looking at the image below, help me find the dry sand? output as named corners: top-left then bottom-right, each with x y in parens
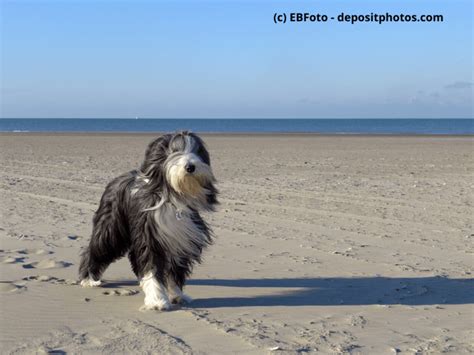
top-left (0, 133), bottom-right (473, 354)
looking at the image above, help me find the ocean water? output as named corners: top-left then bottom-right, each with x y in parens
top-left (0, 119), bottom-right (473, 134)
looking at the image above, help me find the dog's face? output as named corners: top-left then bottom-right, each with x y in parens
top-left (141, 132), bottom-right (217, 207)
top-left (165, 133), bottom-right (215, 197)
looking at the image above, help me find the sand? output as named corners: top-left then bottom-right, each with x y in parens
top-left (0, 133), bottom-right (472, 354)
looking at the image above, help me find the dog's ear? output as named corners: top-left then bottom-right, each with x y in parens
top-left (140, 134), bottom-right (172, 176)
top-left (188, 133), bottom-right (211, 165)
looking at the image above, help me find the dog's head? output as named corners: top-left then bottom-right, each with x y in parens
top-left (140, 131), bottom-right (218, 210)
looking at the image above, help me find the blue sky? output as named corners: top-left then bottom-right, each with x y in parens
top-left (1, 0), bottom-right (472, 118)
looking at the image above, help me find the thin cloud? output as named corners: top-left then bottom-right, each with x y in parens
top-left (444, 81), bottom-right (473, 90)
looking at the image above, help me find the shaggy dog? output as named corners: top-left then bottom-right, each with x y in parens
top-left (79, 131), bottom-right (218, 310)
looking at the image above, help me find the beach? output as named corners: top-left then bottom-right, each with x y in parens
top-left (0, 133), bottom-right (472, 354)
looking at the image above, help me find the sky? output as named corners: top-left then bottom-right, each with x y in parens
top-left (1, 0), bottom-right (473, 118)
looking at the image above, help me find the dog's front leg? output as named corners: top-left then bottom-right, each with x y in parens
top-left (139, 271), bottom-right (171, 311)
top-left (167, 278), bottom-right (193, 305)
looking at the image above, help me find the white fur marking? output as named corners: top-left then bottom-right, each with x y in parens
top-left (132, 176), bottom-right (151, 197)
top-left (80, 278), bottom-right (102, 287)
top-left (184, 135), bottom-right (194, 153)
top-left (137, 175), bottom-right (150, 184)
top-left (140, 272), bottom-right (171, 311)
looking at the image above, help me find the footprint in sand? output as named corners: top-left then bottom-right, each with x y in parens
top-left (0, 281), bottom-right (25, 293)
top-left (1, 249), bottom-right (52, 265)
top-left (2, 256), bottom-right (26, 264)
top-left (103, 289), bottom-right (139, 296)
top-left (29, 249), bottom-right (54, 255)
top-left (9, 248), bottom-right (28, 254)
top-left (22, 258), bottom-right (72, 269)
top-left (23, 275), bottom-right (78, 285)
top-left (65, 235), bottom-right (82, 241)
top-left (2, 248), bottom-right (53, 256)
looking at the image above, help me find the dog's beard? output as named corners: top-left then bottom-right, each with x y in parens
top-left (166, 158), bottom-right (214, 198)
top-left (168, 167), bottom-right (208, 196)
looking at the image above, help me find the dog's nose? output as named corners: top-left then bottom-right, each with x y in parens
top-left (185, 163), bottom-right (195, 173)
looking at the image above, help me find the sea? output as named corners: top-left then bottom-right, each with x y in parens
top-left (0, 119), bottom-right (473, 135)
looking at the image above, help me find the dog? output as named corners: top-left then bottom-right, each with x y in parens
top-left (78, 131), bottom-right (218, 310)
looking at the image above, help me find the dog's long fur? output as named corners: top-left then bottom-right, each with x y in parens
top-left (78, 131), bottom-right (218, 310)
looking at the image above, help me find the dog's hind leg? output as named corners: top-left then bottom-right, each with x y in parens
top-left (79, 246), bottom-right (104, 287)
top-left (79, 213), bottom-right (131, 287)
top-left (79, 244), bottom-right (119, 287)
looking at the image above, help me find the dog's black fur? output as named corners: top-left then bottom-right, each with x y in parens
top-left (79, 132), bottom-right (218, 296)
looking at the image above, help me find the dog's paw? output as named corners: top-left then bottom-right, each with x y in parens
top-left (80, 278), bottom-right (102, 288)
top-left (171, 293), bottom-right (193, 305)
top-left (140, 300), bottom-right (171, 312)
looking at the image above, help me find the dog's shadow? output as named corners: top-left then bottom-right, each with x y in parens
top-left (104, 276), bottom-right (473, 307)
top-left (101, 280), bottom-right (138, 288)
top-left (188, 277), bottom-right (474, 307)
